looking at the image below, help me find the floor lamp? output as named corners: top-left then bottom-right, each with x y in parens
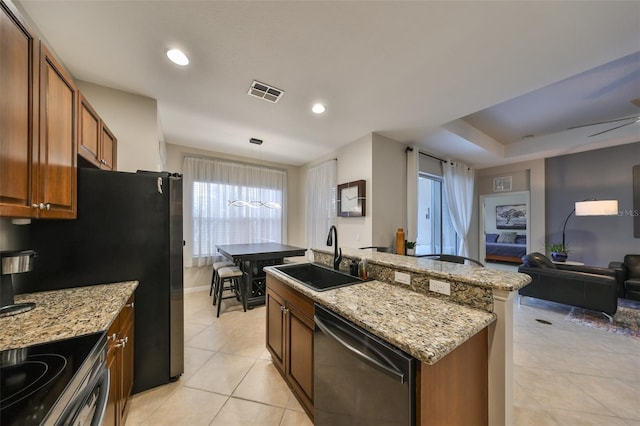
top-left (562, 199), bottom-right (619, 248)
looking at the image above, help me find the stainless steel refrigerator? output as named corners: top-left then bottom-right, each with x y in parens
top-left (17, 168), bottom-right (184, 394)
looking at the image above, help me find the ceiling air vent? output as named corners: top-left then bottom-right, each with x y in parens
top-left (248, 80), bottom-right (284, 103)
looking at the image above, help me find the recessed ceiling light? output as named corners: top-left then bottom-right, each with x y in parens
top-left (312, 103), bottom-right (326, 114)
top-left (166, 48), bottom-right (189, 66)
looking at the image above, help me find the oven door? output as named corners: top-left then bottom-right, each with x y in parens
top-left (55, 364), bottom-right (110, 426)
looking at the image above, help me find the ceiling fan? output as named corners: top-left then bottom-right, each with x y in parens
top-left (567, 98), bottom-right (640, 137)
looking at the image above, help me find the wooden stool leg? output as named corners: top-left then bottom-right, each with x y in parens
top-left (216, 277), bottom-right (224, 318)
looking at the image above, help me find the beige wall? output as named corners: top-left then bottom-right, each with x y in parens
top-left (372, 134), bottom-right (407, 247)
top-left (299, 132), bottom-right (407, 251)
top-left (336, 134), bottom-right (373, 248)
top-left (77, 81), bottom-right (162, 173)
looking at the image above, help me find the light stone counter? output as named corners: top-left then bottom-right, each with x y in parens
top-left (313, 247), bottom-right (530, 292)
top-left (0, 281), bottom-right (138, 351)
top-left (265, 266), bottom-right (495, 365)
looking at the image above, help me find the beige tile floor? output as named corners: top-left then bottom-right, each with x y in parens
top-left (127, 286), bottom-right (640, 425)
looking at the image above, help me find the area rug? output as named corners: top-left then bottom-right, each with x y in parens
top-left (565, 299), bottom-right (640, 339)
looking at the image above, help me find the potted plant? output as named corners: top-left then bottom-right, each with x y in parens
top-left (546, 243), bottom-right (569, 262)
top-left (405, 241), bottom-right (416, 256)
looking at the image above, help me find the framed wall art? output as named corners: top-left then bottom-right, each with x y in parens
top-left (496, 204), bottom-right (526, 230)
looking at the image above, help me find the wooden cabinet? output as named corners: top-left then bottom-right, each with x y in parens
top-left (0, 0), bottom-right (38, 217)
top-left (78, 91), bottom-right (117, 170)
top-left (37, 44), bottom-right (77, 218)
top-left (417, 327), bottom-right (488, 425)
top-left (105, 294), bottom-right (135, 426)
top-left (0, 0), bottom-right (77, 219)
top-left (266, 275), bottom-right (314, 419)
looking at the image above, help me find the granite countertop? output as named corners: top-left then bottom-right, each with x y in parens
top-left (265, 267), bottom-right (495, 365)
top-left (313, 247), bottom-right (531, 291)
top-left (0, 281), bottom-right (138, 351)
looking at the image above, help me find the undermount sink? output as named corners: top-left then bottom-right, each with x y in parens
top-left (273, 262), bottom-right (365, 292)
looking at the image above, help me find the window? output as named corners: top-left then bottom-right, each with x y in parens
top-left (184, 156), bottom-right (286, 266)
top-left (416, 173), bottom-right (457, 255)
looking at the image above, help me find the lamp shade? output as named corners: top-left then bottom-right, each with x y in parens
top-left (575, 200), bottom-right (618, 216)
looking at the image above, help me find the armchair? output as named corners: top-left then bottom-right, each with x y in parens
top-left (518, 252), bottom-right (618, 316)
top-left (609, 254), bottom-right (640, 301)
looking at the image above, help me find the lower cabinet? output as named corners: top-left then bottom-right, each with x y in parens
top-left (104, 294), bottom-right (135, 426)
top-left (417, 327), bottom-right (488, 425)
top-left (265, 275), bottom-right (314, 419)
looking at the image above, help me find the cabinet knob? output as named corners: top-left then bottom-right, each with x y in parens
top-left (115, 340), bottom-right (125, 348)
top-left (32, 203), bottom-right (46, 210)
top-left (125, 302), bottom-right (135, 308)
top-left (45, 203), bottom-right (51, 210)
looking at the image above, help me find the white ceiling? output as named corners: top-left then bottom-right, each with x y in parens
top-left (17, 1), bottom-right (640, 168)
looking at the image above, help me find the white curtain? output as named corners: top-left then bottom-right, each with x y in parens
top-left (305, 160), bottom-right (337, 249)
top-left (183, 156), bottom-right (287, 267)
top-left (443, 161), bottom-right (475, 256)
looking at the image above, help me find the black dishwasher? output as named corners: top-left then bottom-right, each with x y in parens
top-left (314, 304), bottom-right (416, 426)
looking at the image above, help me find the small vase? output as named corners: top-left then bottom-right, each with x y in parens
top-left (551, 252), bottom-right (568, 262)
top-left (406, 248), bottom-right (415, 256)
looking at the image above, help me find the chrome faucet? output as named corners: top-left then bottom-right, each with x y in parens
top-left (326, 225), bottom-right (342, 271)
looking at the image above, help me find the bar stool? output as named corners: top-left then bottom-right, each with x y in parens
top-left (211, 260), bottom-right (235, 303)
top-left (215, 266), bottom-right (246, 317)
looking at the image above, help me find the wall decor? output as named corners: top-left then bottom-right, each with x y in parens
top-left (493, 176), bottom-right (512, 192)
top-left (337, 180), bottom-right (366, 217)
top-left (496, 204), bottom-right (526, 229)
top-left (634, 165), bottom-right (639, 238)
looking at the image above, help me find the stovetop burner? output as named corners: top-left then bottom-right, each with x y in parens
top-left (0, 333), bottom-right (105, 426)
top-left (1, 354), bottom-right (67, 410)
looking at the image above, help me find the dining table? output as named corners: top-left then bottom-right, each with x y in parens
top-left (216, 243), bottom-right (307, 308)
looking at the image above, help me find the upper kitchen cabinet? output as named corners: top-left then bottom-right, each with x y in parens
top-left (78, 91), bottom-right (117, 171)
top-left (0, 0), bottom-right (39, 217)
top-left (37, 44), bottom-right (77, 218)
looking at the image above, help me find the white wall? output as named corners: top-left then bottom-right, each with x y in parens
top-left (76, 81), bottom-right (161, 173)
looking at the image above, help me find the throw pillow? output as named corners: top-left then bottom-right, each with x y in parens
top-left (485, 233), bottom-right (499, 243)
top-left (515, 235), bottom-right (527, 245)
top-left (497, 232), bottom-right (517, 243)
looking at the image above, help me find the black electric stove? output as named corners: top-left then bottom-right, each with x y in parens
top-left (0, 332), bottom-right (107, 426)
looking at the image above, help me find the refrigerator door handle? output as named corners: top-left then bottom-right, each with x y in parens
top-left (157, 177), bottom-right (163, 194)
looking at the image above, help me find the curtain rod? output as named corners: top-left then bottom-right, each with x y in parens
top-left (405, 147), bottom-right (446, 163)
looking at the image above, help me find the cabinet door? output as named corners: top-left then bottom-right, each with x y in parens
top-left (286, 302), bottom-right (314, 410)
top-left (265, 288), bottom-right (285, 371)
top-left (0, 0), bottom-right (38, 217)
top-left (38, 43), bottom-right (76, 218)
top-left (100, 122), bottom-right (117, 170)
top-left (119, 297), bottom-right (134, 421)
top-left (77, 92), bottom-right (101, 168)
top-left (104, 317), bottom-right (121, 426)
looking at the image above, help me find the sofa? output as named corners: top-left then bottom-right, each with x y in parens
top-left (485, 232), bottom-right (526, 263)
top-left (518, 252), bottom-right (618, 316)
top-left (609, 254), bottom-right (640, 301)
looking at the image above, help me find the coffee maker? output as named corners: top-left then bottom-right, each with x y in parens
top-left (0, 250), bottom-right (36, 317)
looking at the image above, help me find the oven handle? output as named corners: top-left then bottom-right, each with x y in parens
top-left (90, 366), bottom-right (110, 426)
top-left (315, 314), bottom-right (405, 383)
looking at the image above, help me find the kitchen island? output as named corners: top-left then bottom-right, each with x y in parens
top-left (271, 248), bottom-right (530, 425)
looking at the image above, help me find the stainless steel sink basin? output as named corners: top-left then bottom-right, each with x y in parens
top-left (273, 262), bottom-right (365, 291)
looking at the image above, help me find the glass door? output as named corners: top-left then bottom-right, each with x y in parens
top-left (416, 174), bottom-right (457, 255)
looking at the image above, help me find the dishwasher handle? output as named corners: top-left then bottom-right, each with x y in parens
top-left (315, 314), bottom-right (405, 383)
